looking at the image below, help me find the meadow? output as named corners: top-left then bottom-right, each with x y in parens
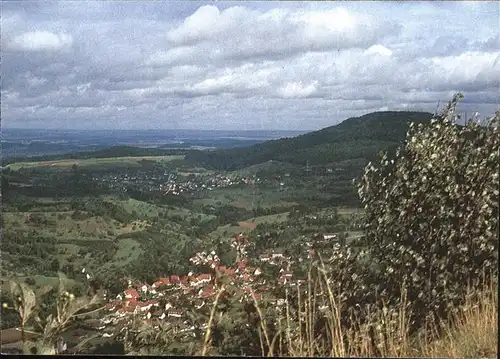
top-left (6, 155), bottom-right (184, 171)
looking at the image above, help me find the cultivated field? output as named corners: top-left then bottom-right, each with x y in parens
top-left (6, 155), bottom-right (185, 171)
top-left (337, 207), bottom-right (365, 216)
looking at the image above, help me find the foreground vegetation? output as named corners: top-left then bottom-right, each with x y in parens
top-left (1, 96), bottom-right (497, 356)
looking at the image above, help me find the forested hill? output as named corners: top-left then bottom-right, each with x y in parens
top-left (184, 111), bottom-right (434, 171)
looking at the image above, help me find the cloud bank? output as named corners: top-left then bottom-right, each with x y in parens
top-left (1, 1), bottom-right (499, 130)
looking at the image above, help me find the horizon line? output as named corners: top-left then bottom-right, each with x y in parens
top-left (1, 127), bottom-right (311, 132)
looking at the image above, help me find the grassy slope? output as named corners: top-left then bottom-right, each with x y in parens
top-left (208, 212), bottom-right (291, 238)
top-left (110, 238), bottom-right (143, 267)
top-left (1, 196), bottom-right (171, 281)
top-left (193, 187), bottom-right (298, 210)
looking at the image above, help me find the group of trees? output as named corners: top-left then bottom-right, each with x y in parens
top-left (2, 233), bottom-right (58, 274)
top-left (121, 231), bottom-right (198, 285)
top-left (70, 199), bottom-right (134, 223)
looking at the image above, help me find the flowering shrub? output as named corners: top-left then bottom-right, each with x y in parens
top-left (357, 94), bottom-right (499, 330)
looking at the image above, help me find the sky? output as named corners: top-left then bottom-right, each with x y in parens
top-left (1, 1), bottom-right (499, 131)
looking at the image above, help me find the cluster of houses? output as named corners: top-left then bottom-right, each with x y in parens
top-left (97, 232), bottom-right (317, 340)
top-left (96, 227), bottom-right (355, 343)
top-left (161, 174), bottom-right (264, 196)
top-left (230, 233), bottom-right (251, 257)
top-left (161, 182), bottom-right (196, 196)
top-left (83, 161), bottom-right (341, 199)
top-left (259, 252), bottom-right (288, 265)
top-left (91, 168), bottom-right (264, 197)
top-left (92, 171), bottom-right (169, 193)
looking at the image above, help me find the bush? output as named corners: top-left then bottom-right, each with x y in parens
top-left (24, 277), bottom-right (37, 286)
top-left (357, 94), bottom-right (499, 329)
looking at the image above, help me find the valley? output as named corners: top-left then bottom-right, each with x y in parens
top-left (1, 109), bottom-right (497, 356)
top-left (0, 112), bottom-right (383, 334)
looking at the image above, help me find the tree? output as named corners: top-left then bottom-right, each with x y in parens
top-left (62, 263), bottom-right (75, 277)
top-left (357, 94), bottom-right (499, 329)
top-left (50, 258), bottom-right (61, 272)
top-left (24, 277), bottom-right (36, 286)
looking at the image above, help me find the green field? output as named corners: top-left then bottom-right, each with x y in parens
top-left (105, 197), bottom-right (216, 225)
top-left (110, 238), bottom-right (143, 266)
top-left (193, 187), bottom-right (297, 210)
top-left (248, 212), bottom-right (290, 225)
top-left (108, 197), bottom-right (166, 218)
top-left (1, 275), bottom-right (79, 293)
top-left (208, 212), bottom-right (290, 238)
top-left (177, 166), bottom-right (216, 176)
top-left (2, 211), bottom-right (141, 241)
top-left (229, 160), bottom-right (299, 177)
top-left (6, 155), bottom-right (185, 171)
top-left (337, 207), bottom-right (365, 216)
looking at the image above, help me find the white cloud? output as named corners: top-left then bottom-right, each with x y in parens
top-left (293, 7), bottom-right (356, 32)
top-left (146, 46), bottom-right (198, 66)
top-left (167, 5), bottom-right (224, 44)
top-left (22, 72), bottom-right (48, 88)
top-left (8, 31), bottom-right (73, 52)
top-left (364, 44), bottom-right (393, 57)
top-left (160, 5), bottom-right (400, 64)
top-left (278, 81), bottom-right (319, 99)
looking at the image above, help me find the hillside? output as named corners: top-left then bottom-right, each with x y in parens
top-left (184, 111), bottom-right (434, 171)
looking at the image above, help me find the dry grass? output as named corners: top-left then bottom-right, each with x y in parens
top-left (246, 263), bottom-right (497, 358)
top-left (419, 278), bottom-right (498, 359)
top-left (199, 286), bottom-right (226, 356)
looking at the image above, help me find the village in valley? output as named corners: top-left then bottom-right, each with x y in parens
top-left (85, 162), bottom-right (345, 199)
top-left (94, 230), bottom-right (343, 341)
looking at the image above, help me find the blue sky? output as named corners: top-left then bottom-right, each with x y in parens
top-left (1, 1), bottom-right (498, 130)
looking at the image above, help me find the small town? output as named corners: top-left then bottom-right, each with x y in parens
top-left (89, 169), bottom-right (263, 197)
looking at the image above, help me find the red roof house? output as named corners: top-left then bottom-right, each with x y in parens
top-left (124, 298), bottom-right (138, 308)
top-left (117, 306), bottom-right (136, 314)
top-left (153, 277), bottom-right (171, 288)
top-left (199, 285), bottom-right (214, 298)
top-left (124, 288), bottom-right (139, 299)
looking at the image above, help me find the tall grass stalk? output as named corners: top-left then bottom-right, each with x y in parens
top-left (419, 278), bottom-right (498, 358)
top-left (200, 285), bottom-right (225, 356)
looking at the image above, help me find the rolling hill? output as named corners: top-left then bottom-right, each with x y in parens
top-left (184, 111), bottom-right (434, 171)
